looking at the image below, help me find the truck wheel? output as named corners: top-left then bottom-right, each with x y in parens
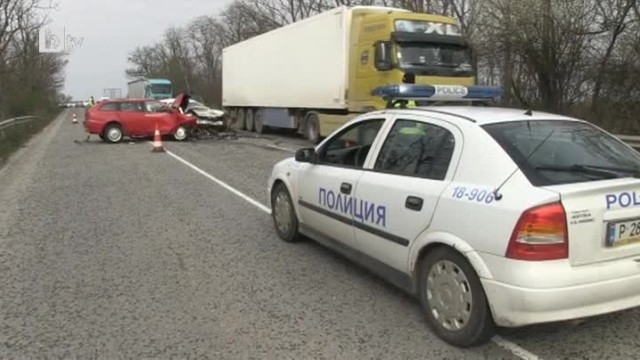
top-left (245, 108), bottom-right (255, 132)
top-left (417, 246), bottom-right (495, 347)
top-left (236, 109), bottom-right (246, 130)
top-left (305, 113), bottom-right (320, 144)
top-left (255, 109), bottom-right (265, 134)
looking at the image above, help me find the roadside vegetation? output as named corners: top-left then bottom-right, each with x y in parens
top-left (126, 0), bottom-right (640, 134)
top-left (0, 0), bottom-right (67, 166)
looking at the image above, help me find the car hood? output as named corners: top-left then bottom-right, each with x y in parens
top-left (172, 92), bottom-right (190, 111)
top-left (191, 107), bottom-right (225, 117)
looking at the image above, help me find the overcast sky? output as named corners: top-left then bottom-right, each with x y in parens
top-left (45, 0), bottom-right (231, 100)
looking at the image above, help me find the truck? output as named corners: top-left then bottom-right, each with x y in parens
top-left (222, 5), bottom-right (477, 143)
top-left (127, 78), bottom-right (173, 100)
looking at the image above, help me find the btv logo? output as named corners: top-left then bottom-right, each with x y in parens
top-left (38, 25), bottom-right (84, 54)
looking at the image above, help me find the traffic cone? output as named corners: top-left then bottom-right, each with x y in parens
top-left (151, 126), bottom-right (164, 153)
top-left (72, 113), bottom-right (77, 124)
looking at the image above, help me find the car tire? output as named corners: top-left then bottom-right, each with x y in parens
top-left (305, 113), bottom-right (320, 144)
top-left (174, 125), bottom-right (190, 141)
top-left (417, 246), bottom-right (495, 347)
top-left (103, 123), bottom-right (123, 144)
top-left (270, 182), bottom-right (302, 243)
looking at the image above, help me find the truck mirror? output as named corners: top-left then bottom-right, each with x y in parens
top-left (374, 41), bottom-right (392, 71)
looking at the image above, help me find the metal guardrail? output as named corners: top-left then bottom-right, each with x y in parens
top-left (0, 116), bottom-right (38, 131)
top-left (614, 134), bottom-right (640, 148)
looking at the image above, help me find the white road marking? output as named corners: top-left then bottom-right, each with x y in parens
top-left (492, 335), bottom-right (541, 360)
top-left (163, 144), bottom-right (543, 360)
top-left (163, 148), bottom-right (271, 214)
top-left (265, 144), bottom-right (296, 153)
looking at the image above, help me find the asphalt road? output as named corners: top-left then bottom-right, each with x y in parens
top-left (0, 109), bottom-right (638, 359)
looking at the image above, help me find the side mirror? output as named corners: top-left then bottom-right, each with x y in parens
top-left (295, 148), bottom-right (317, 163)
top-left (374, 41), bottom-right (393, 71)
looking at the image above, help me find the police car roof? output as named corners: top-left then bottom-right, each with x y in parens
top-left (392, 106), bottom-right (581, 126)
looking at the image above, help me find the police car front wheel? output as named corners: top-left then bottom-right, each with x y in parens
top-left (418, 246), bottom-right (495, 347)
top-left (271, 183), bottom-right (302, 243)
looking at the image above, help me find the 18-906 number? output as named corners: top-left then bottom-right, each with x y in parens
top-left (452, 186), bottom-right (495, 204)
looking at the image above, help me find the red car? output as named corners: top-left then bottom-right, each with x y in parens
top-left (84, 93), bottom-right (197, 143)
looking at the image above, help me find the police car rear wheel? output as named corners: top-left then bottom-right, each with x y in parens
top-left (418, 246), bottom-right (495, 347)
top-left (271, 183), bottom-right (301, 243)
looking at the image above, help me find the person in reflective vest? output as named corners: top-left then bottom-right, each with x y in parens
top-left (88, 96), bottom-right (95, 107)
top-left (393, 72), bottom-right (417, 108)
top-left (394, 100), bottom-right (417, 108)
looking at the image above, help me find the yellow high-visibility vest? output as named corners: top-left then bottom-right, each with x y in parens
top-left (393, 100), bottom-right (416, 108)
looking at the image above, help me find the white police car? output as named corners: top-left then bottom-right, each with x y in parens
top-left (266, 84), bottom-right (640, 347)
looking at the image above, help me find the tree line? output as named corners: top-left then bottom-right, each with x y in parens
top-left (0, 0), bottom-right (67, 119)
top-left (126, 0), bottom-right (640, 133)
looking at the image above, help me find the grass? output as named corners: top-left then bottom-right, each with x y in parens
top-left (0, 112), bottom-right (60, 169)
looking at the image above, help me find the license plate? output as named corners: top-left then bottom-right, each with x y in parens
top-left (606, 218), bottom-right (640, 247)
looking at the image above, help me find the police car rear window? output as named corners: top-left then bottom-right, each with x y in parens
top-left (483, 120), bottom-right (640, 186)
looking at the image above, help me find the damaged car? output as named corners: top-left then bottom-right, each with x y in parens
top-left (162, 95), bottom-right (231, 136)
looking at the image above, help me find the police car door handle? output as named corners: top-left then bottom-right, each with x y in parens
top-left (405, 196), bottom-right (423, 211)
top-left (340, 182), bottom-right (352, 195)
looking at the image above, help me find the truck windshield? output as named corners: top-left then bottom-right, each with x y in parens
top-left (396, 43), bottom-right (472, 76)
top-left (150, 84), bottom-right (172, 94)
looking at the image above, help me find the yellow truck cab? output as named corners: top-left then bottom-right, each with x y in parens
top-left (348, 8), bottom-right (475, 112)
top-left (222, 6), bottom-right (479, 144)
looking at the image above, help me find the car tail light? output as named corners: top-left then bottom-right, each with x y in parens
top-left (506, 202), bottom-right (568, 261)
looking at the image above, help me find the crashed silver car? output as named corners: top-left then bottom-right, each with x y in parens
top-left (160, 95), bottom-right (231, 136)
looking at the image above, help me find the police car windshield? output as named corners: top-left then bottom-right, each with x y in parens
top-left (483, 119), bottom-right (640, 186)
top-left (396, 43), bottom-right (472, 76)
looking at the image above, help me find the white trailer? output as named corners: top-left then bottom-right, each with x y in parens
top-left (127, 78), bottom-right (147, 98)
top-left (223, 7), bottom-right (350, 110)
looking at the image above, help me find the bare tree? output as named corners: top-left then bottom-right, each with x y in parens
top-left (124, 0), bottom-right (640, 133)
top-left (0, 0), bottom-right (66, 118)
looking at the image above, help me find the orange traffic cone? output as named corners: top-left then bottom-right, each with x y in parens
top-left (152, 126), bottom-right (164, 153)
top-left (72, 113), bottom-right (77, 124)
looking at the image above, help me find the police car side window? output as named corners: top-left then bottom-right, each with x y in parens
top-left (318, 119), bottom-right (385, 168)
top-left (374, 119), bottom-right (455, 180)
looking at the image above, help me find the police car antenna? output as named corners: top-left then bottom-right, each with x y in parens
top-left (492, 129), bottom-right (556, 201)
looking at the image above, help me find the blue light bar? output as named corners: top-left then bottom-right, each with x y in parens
top-left (371, 84), bottom-right (503, 102)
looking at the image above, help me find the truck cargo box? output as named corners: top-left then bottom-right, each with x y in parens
top-left (222, 7), bottom-right (350, 110)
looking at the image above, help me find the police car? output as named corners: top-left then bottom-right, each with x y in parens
top-left (266, 84), bottom-right (640, 347)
